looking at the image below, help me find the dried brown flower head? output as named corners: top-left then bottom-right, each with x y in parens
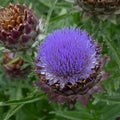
top-left (0, 3), bottom-right (39, 51)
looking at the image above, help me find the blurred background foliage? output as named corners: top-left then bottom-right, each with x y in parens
top-left (0, 0), bottom-right (120, 120)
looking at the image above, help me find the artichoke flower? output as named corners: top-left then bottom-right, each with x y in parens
top-left (75, 0), bottom-right (120, 22)
top-left (35, 28), bottom-right (109, 105)
top-left (0, 3), bottom-right (39, 52)
top-left (3, 52), bottom-right (30, 79)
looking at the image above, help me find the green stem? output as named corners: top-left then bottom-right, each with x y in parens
top-left (44, 0), bottom-right (58, 34)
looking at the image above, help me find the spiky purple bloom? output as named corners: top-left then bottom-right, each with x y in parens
top-left (35, 28), bottom-right (109, 105)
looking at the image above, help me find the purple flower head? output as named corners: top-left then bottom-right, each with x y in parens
top-left (35, 28), bottom-right (109, 105)
top-left (36, 28), bottom-right (100, 88)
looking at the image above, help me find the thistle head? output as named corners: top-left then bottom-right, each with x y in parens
top-left (35, 28), bottom-right (107, 105)
top-left (0, 3), bottom-right (39, 52)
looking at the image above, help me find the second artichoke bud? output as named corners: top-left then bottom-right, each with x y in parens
top-left (0, 3), bottom-right (39, 52)
top-left (3, 52), bottom-right (30, 80)
top-left (75, 0), bottom-right (120, 22)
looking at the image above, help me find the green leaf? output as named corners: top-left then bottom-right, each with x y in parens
top-left (103, 36), bottom-right (120, 69)
top-left (21, 54), bottom-right (33, 62)
top-left (44, 0), bottom-right (58, 34)
top-left (5, 57), bottom-right (19, 65)
top-left (0, 95), bottom-right (43, 106)
top-left (94, 94), bottom-right (120, 104)
top-left (101, 104), bottom-right (120, 120)
top-left (51, 110), bottom-right (94, 120)
top-left (0, 46), bottom-right (5, 51)
top-left (3, 104), bottom-right (23, 120)
top-left (50, 12), bottom-right (79, 25)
